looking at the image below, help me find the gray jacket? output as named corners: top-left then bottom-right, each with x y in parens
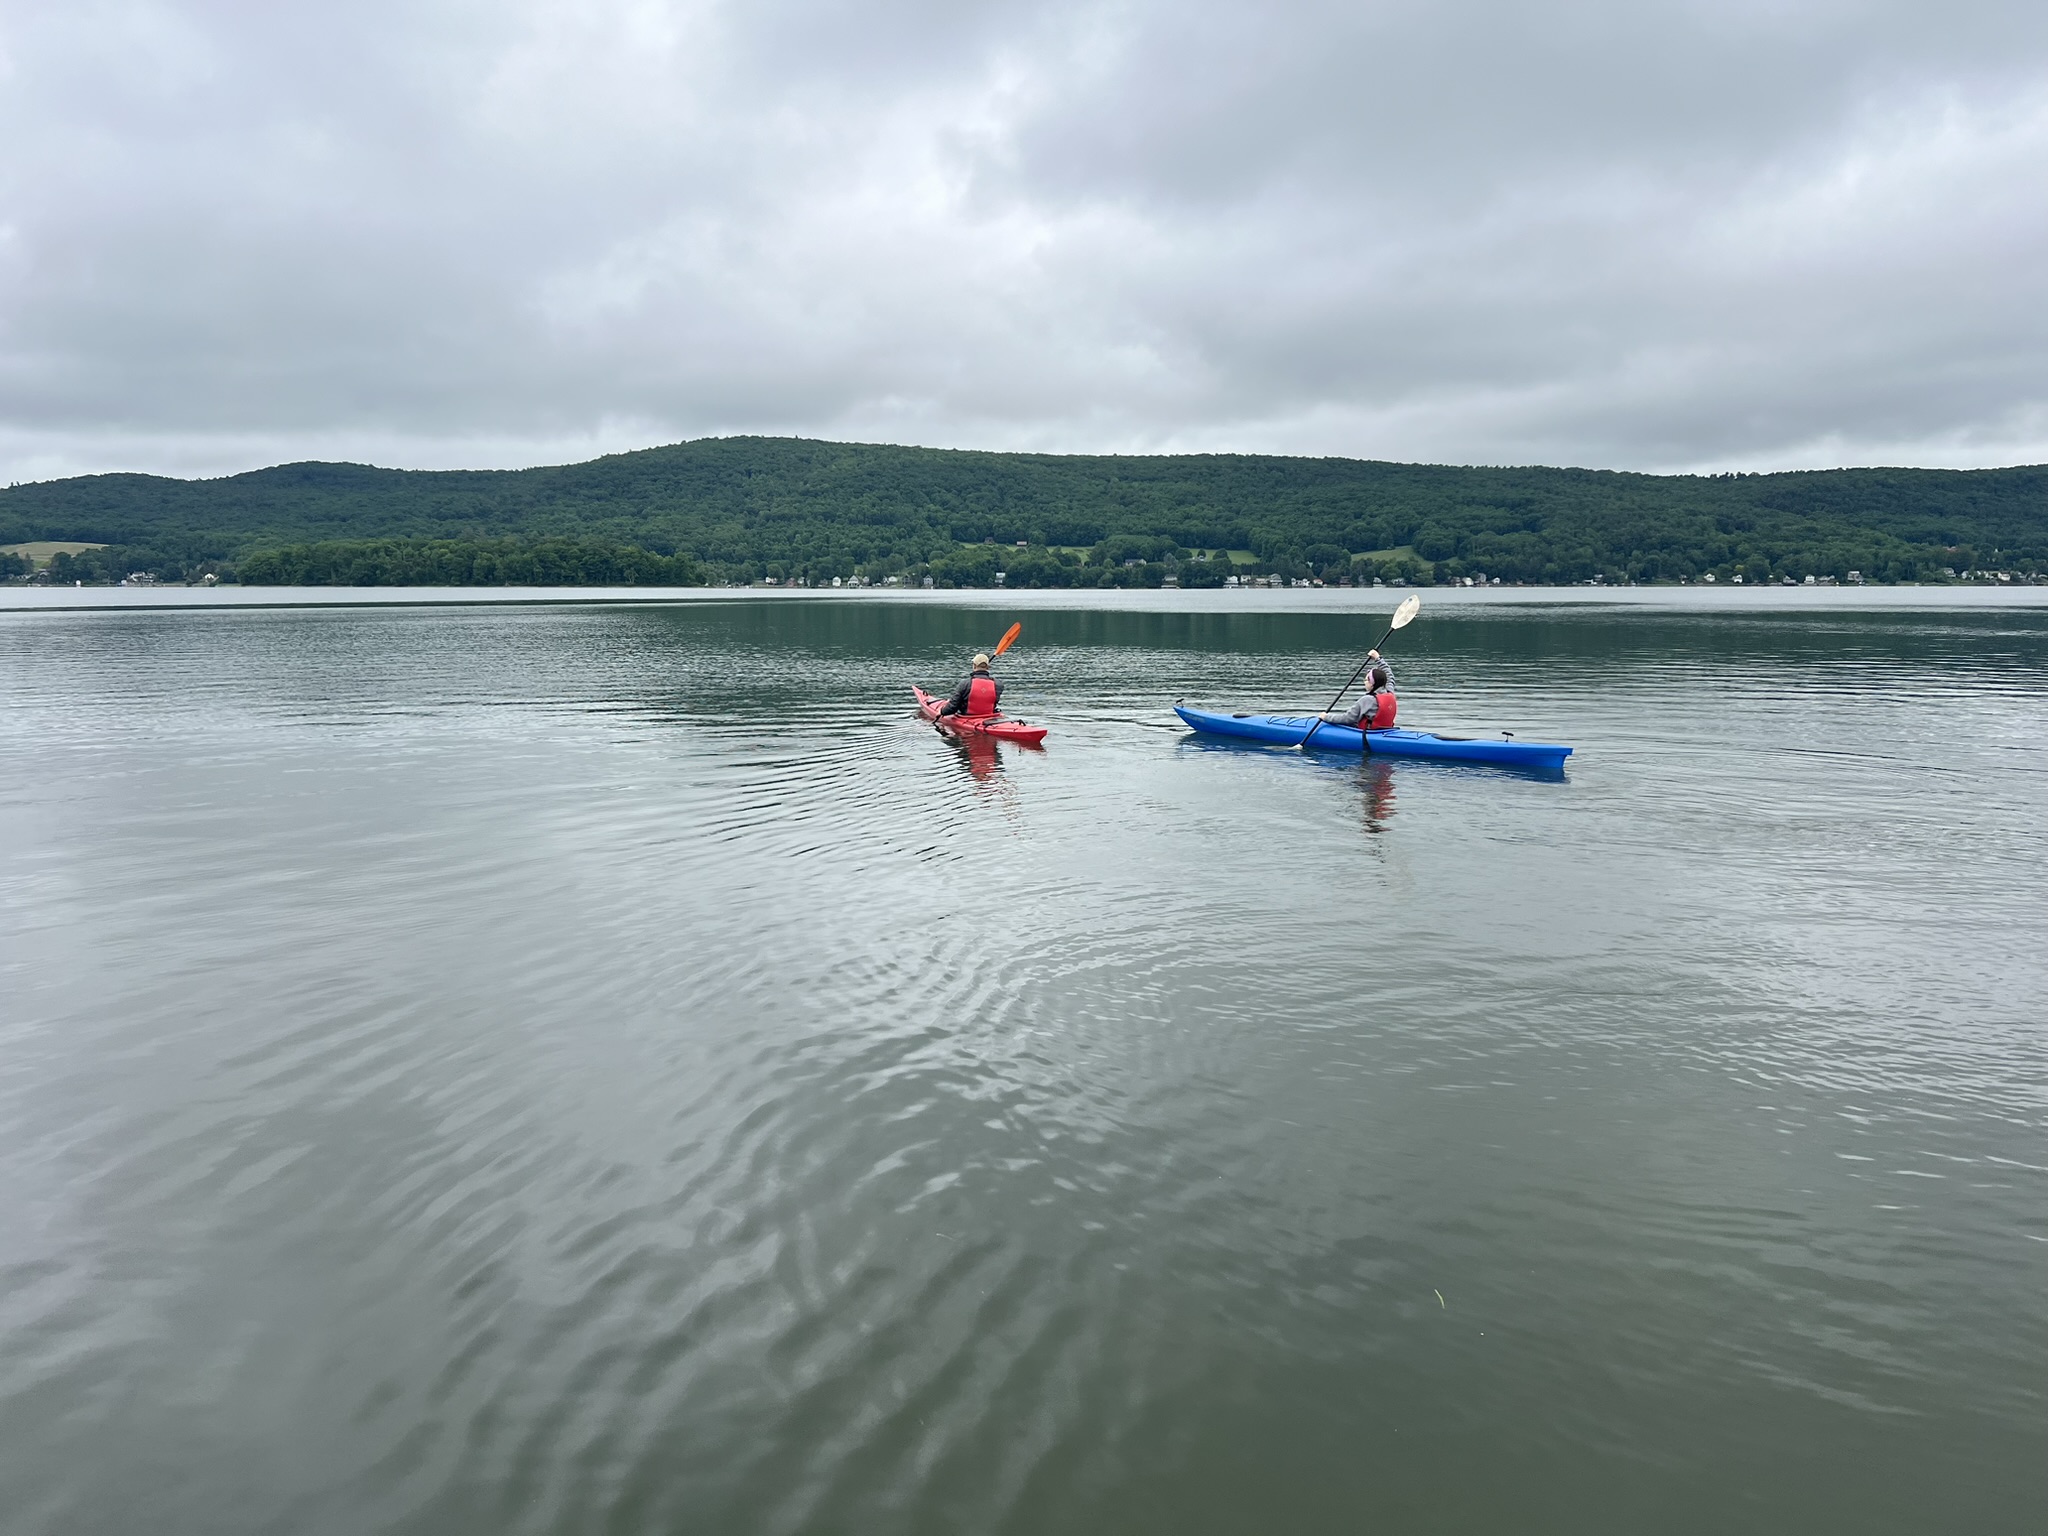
top-left (1321, 661), bottom-right (1394, 725)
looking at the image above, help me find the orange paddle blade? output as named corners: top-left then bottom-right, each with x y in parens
top-left (992, 622), bottom-right (1022, 658)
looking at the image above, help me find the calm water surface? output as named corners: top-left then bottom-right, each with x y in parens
top-left (2, 597), bottom-right (2043, 1534)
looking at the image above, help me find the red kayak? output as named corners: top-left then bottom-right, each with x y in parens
top-left (912, 685), bottom-right (1048, 745)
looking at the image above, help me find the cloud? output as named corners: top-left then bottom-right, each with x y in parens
top-left (1, 0), bottom-right (2045, 480)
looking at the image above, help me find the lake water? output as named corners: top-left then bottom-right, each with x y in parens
top-left (2, 594), bottom-right (2043, 1534)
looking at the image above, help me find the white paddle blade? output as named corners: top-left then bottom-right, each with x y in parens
top-left (1389, 594), bottom-right (1422, 629)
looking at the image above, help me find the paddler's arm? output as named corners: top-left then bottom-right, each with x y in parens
top-left (1321, 696), bottom-right (1366, 726)
top-left (937, 679), bottom-right (971, 716)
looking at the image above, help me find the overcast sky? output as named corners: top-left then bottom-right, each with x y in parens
top-left (3, 0), bottom-right (2046, 482)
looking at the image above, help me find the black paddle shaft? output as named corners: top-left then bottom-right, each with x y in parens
top-left (1298, 616), bottom-right (1406, 751)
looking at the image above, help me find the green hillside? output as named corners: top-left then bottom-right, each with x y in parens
top-left (3, 435), bottom-right (2044, 586)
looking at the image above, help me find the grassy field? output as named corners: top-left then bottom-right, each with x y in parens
top-left (2, 541), bottom-right (109, 568)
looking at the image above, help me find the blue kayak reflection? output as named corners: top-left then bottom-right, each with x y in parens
top-left (1174, 732), bottom-right (1399, 835)
top-left (1175, 731), bottom-right (1572, 836)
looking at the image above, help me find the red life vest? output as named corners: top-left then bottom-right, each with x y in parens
top-left (1367, 691), bottom-right (1397, 729)
top-left (965, 674), bottom-right (999, 716)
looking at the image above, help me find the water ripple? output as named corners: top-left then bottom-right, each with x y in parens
top-left (1, 600), bottom-right (2044, 1533)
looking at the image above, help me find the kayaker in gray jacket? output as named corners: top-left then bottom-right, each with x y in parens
top-left (1320, 652), bottom-right (1395, 728)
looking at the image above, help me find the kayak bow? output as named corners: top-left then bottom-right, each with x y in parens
top-left (1175, 705), bottom-right (1569, 771)
top-left (913, 685), bottom-right (1048, 745)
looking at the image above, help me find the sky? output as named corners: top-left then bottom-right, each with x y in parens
top-left (2, 0), bottom-right (2046, 483)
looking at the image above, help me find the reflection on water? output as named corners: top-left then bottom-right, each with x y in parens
top-left (945, 731), bottom-right (1006, 779)
top-left (1, 597), bottom-right (2044, 1536)
top-left (1358, 758), bottom-right (1398, 834)
top-left (940, 732), bottom-right (1019, 821)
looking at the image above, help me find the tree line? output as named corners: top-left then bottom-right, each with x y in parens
top-left (9, 536), bottom-right (703, 587)
top-left (236, 536), bottom-right (705, 587)
top-left (3, 437), bottom-right (2042, 586)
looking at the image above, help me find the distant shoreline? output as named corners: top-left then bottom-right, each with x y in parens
top-left (7, 584), bottom-right (2047, 616)
top-left (5, 438), bottom-right (2041, 591)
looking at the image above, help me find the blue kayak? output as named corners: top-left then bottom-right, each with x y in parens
top-left (1174, 705), bottom-right (1573, 771)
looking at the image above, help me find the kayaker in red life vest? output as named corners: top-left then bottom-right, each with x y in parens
top-left (1319, 652), bottom-right (1397, 730)
top-left (938, 653), bottom-right (1003, 718)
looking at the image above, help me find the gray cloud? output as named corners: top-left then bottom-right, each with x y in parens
top-left (2, 0), bottom-right (2045, 480)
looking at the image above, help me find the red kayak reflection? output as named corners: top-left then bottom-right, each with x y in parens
top-left (1360, 757), bottom-right (1397, 834)
top-left (950, 734), bottom-right (1004, 782)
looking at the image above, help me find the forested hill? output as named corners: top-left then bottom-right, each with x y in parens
top-left (4, 436), bottom-right (2044, 586)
